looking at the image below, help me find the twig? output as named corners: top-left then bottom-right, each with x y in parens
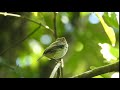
top-left (60, 59), bottom-right (64, 77)
top-left (71, 61), bottom-right (119, 78)
top-left (22, 16), bottom-right (54, 33)
top-left (53, 12), bottom-right (57, 39)
top-left (0, 12), bottom-right (21, 17)
top-left (0, 26), bottom-right (40, 55)
top-left (0, 12), bottom-right (54, 33)
top-left (1, 61), bottom-right (15, 70)
top-left (53, 12), bottom-right (63, 78)
top-left (53, 12), bottom-right (60, 78)
top-left (0, 59), bottom-right (24, 77)
top-left (49, 61), bottom-right (61, 78)
top-left (0, 12), bottom-right (55, 55)
top-left (56, 59), bottom-right (64, 78)
top-left (56, 65), bottom-right (63, 78)
top-left (56, 66), bottom-right (61, 78)
top-left (61, 67), bottom-right (63, 77)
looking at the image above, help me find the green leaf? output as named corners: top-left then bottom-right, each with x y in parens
top-left (109, 45), bottom-right (119, 59)
top-left (95, 12), bottom-right (116, 46)
top-left (103, 12), bottom-right (119, 30)
top-left (32, 12), bottom-right (38, 17)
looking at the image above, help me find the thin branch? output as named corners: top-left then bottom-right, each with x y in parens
top-left (53, 12), bottom-right (57, 39)
top-left (53, 12), bottom-right (63, 78)
top-left (1, 61), bottom-right (15, 70)
top-left (53, 12), bottom-right (64, 78)
top-left (53, 12), bottom-right (60, 78)
top-left (0, 12), bottom-right (21, 17)
top-left (0, 26), bottom-right (40, 55)
top-left (49, 61), bottom-right (61, 78)
top-left (0, 60), bottom-right (24, 77)
top-left (0, 12), bottom-right (54, 55)
top-left (56, 60), bottom-right (61, 78)
top-left (60, 65), bottom-right (63, 78)
top-left (60, 59), bottom-right (64, 77)
top-left (71, 61), bottom-right (119, 78)
top-left (56, 66), bottom-right (61, 78)
top-left (57, 59), bottom-right (64, 78)
top-left (0, 12), bottom-right (54, 33)
top-left (22, 16), bottom-right (54, 33)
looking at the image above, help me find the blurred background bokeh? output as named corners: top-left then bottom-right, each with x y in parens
top-left (0, 12), bottom-right (119, 78)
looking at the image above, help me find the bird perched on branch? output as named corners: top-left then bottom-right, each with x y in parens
top-left (37, 37), bottom-right (68, 61)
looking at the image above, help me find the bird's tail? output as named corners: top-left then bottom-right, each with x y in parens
top-left (37, 55), bottom-right (44, 62)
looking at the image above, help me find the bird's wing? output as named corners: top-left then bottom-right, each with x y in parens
top-left (44, 44), bottom-right (64, 55)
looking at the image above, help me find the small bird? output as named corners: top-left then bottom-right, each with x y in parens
top-left (37, 37), bottom-right (68, 61)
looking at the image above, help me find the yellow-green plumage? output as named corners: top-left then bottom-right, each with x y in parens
top-left (37, 37), bottom-right (68, 61)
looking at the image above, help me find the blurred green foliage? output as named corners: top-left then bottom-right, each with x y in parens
top-left (0, 12), bottom-right (119, 78)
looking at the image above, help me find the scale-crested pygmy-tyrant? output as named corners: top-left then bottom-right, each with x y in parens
top-left (37, 37), bottom-right (68, 61)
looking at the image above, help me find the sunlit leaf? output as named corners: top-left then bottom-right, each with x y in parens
top-left (103, 12), bottom-right (119, 30)
top-left (111, 72), bottom-right (119, 78)
top-left (32, 12), bottom-right (38, 17)
top-left (98, 43), bottom-right (118, 62)
top-left (80, 12), bottom-right (90, 17)
top-left (93, 75), bottom-right (103, 78)
top-left (96, 12), bottom-right (116, 46)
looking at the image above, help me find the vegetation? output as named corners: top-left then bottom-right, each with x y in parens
top-left (0, 12), bottom-right (119, 78)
